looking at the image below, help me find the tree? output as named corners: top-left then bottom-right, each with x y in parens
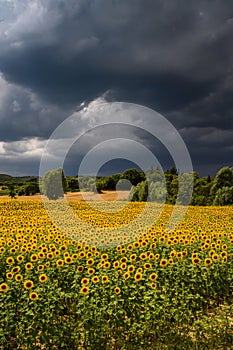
top-left (213, 186), bottom-right (233, 206)
top-left (128, 181), bottom-right (148, 202)
top-left (67, 177), bottom-right (79, 192)
top-left (24, 182), bottom-right (39, 196)
top-left (121, 168), bottom-right (145, 187)
top-left (148, 181), bottom-right (166, 203)
top-left (41, 168), bottom-right (67, 200)
top-left (7, 182), bottom-right (16, 199)
top-left (210, 167), bottom-right (233, 201)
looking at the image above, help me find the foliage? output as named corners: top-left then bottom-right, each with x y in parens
top-left (121, 168), bottom-right (146, 186)
top-left (213, 186), bottom-right (233, 206)
top-left (210, 166), bottom-right (233, 199)
top-left (67, 177), bottom-right (80, 192)
top-left (41, 168), bottom-right (67, 200)
top-left (129, 181), bottom-right (148, 201)
top-left (148, 181), bottom-right (166, 202)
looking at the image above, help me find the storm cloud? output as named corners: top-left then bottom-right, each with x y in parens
top-left (0, 0), bottom-right (232, 176)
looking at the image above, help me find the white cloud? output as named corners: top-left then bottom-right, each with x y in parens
top-left (0, 137), bottom-right (45, 158)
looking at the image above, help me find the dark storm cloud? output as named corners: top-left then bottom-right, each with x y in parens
top-left (0, 0), bottom-right (232, 175)
top-left (0, 0), bottom-right (232, 109)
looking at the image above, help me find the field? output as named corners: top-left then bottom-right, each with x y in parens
top-left (0, 198), bottom-right (233, 349)
top-left (0, 190), bottom-right (130, 201)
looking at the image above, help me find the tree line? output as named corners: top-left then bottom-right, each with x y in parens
top-left (2, 166), bottom-right (232, 206)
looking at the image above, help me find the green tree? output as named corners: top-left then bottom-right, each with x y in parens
top-left (210, 166), bottom-right (233, 201)
top-left (128, 181), bottom-right (148, 202)
top-left (121, 168), bottom-right (145, 186)
top-left (7, 182), bottom-right (16, 199)
top-left (24, 182), bottom-right (39, 196)
top-left (67, 177), bottom-right (79, 192)
top-left (213, 186), bottom-right (233, 206)
top-left (41, 168), bottom-right (67, 200)
top-left (148, 181), bottom-right (166, 202)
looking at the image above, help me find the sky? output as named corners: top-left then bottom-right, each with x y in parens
top-left (0, 0), bottom-right (232, 177)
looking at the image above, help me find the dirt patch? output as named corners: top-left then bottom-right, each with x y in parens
top-left (1, 191), bottom-right (130, 202)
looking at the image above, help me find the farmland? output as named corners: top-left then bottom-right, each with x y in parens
top-left (0, 199), bottom-right (233, 349)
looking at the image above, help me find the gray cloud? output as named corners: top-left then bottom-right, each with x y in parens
top-left (0, 0), bottom-right (232, 176)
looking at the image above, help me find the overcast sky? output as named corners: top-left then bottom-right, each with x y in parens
top-left (0, 0), bottom-right (232, 177)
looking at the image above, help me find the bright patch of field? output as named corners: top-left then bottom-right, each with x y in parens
top-left (0, 190), bottom-right (130, 201)
top-left (0, 199), bottom-right (233, 349)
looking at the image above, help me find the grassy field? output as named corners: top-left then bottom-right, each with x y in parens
top-left (0, 198), bottom-right (233, 349)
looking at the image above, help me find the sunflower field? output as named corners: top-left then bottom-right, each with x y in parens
top-left (0, 199), bottom-right (233, 349)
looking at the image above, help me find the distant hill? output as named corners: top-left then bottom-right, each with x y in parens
top-left (0, 174), bottom-right (39, 184)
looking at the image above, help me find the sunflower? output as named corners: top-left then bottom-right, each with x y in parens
top-left (128, 265), bottom-right (135, 273)
top-left (212, 254), bottom-right (219, 262)
top-left (103, 261), bottom-right (111, 269)
top-left (24, 280), bottom-right (34, 290)
top-left (133, 241), bottom-right (140, 248)
top-left (65, 256), bottom-right (72, 264)
top-left (204, 258), bottom-right (212, 265)
top-left (120, 263), bottom-right (127, 270)
top-left (37, 265), bottom-right (44, 271)
top-left (80, 286), bottom-right (89, 295)
top-left (102, 275), bottom-right (109, 284)
top-left (192, 257), bottom-right (201, 265)
top-left (222, 256), bottom-right (227, 263)
top-left (38, 252), bottom-right (45, 259)
top-left (77, 265), bottom-right (84, 273)
top-left (11, 266), bottom-right (20, 274)
top-left (114, 287), bottom-right (121, 294)
top-left (91, 276), bottom-right (100, 283)
top-left (0, 283), bottom-right (9, 292)
top-left (79, 251), bottom-right (86, 259)
top-left (149, 273), bottom-right (158, 281)
top-left (140, 253), bottom-right (147, 261)
top-left (15, 274), bottom-right (23, 282)
top-left (134, 272), bottom-right (142, 282)
top-left (29, 292), bottom-right (39, 301)
top-left (120, 257), bottom-right (128, 263)
top-left (160, 259), bottom-right (168, 267)
top-left (25, 262), bottom-right (33, 270)
top-left (150, 283), bottom-right (156, 289)
top-left (81, 278), bottom-right (89, 285)
top-left (56, 259), bottom-right (64, 267)
top-left (130, 254), bottom-right (137, 261)
top-left (39, 274), bottom-right (47, 283)
top-left (113, 261), bottom-right (120, 268)
top-left (101, 253), bottom-right (108, 260)
top-left (6, 257), bottom-right (14, 265)
top-left (123, 272), bottom-right (130, 280)
top-left (6, 272), bottom-right (13, 279)
top-left (86, 258), bottom-right (94, 266)
top-left (87, 268), bottom-right (95, 275)
top-left (220, 251), bottom-right (227, 258)
top-left (30, 254), bottom-right (38, 262)
top-left (144, 263), bottom-right (152, 270)
top-left (47, 252), bottom-right (54, 260)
